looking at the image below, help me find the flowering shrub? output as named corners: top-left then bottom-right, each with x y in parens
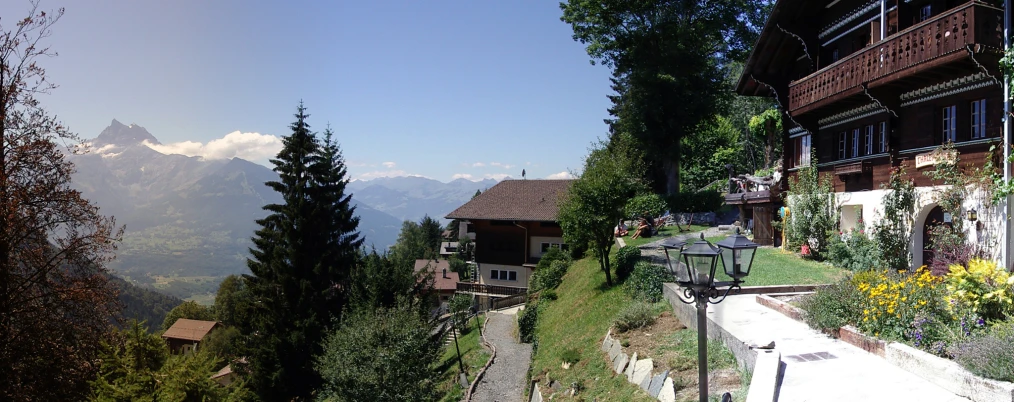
top-left (944, 259), bottom-right (1014, 322)
top-left (827, 222), bottom-right (882, 271)
top-left (854, 268), bottom-right (948, 343)
top-left (950, 319), bottom-right (1014, 382)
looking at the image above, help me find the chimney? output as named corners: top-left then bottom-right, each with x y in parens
top-left (442, 268), bottom-right (447, 279)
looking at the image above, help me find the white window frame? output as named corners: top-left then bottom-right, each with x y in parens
top-left (795, 134), bottom-right (812, 167)
top-left (879, 121), bottom-right (887, 153)
top-left (864, 125), bottom-right (874, 156)
top-left (971, 99), bottom-right (986, 139)
top-left (851, 128), bottom-right (860, 158)
top-left (943, 105), bottom-right (956, 143)
top-left (839, 132), bottom-right (847, 160)
top-left (507, 271), bottom-right (517, 281)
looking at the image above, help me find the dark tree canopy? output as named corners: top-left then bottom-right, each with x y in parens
top-left (561, 0), bottom-right (772, 194)
top-left (243, 103), bottom-right (362, 400)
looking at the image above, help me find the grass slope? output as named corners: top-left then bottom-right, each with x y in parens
top-left (436, 315), bottom-right (491, 402)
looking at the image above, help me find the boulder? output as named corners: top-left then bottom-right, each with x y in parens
top-left (625, 353), bottom-right (638, 380)
top-left (630, 359), bottom-right (653, 387)
top-left (658, 377), bottom-right (676, 402)
top-left (613, 353), bottom-right (629, 374)
top-left (647, 370), bottom-right (669, 397)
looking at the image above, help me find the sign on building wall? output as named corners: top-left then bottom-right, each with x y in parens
top-left (915, 149), bottom-right (957, 169)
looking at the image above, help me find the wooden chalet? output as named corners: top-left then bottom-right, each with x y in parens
top-left (739, 0), bottom-right (1009, 267)
top-left (445, 179), bottom-right (572, 306)
top-left (161, 318), bottom-right (219, 354)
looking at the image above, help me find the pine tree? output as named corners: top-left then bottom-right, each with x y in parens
top-left (244, 103), bottom-right (362, 399)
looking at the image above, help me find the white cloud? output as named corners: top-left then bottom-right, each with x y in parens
top-left (546, 171), bottom-right (575, 179)
top-left (355, 170), bottom-right (430, 180)
top-left (95, 144), bottom-right (118, 154)
top-left (471, 162), bottom-right (486, 167)
top-left (452, 173), bottom-right (476, 181)
top-left (382, 161), bottom-right (397, 168)
top-left (484, 173), bottom-right (510, 181)
top-left (143, 131), bottom-right (283, 161)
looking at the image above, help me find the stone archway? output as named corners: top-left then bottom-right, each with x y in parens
top-left (912, 202), bottom-right (939, 268)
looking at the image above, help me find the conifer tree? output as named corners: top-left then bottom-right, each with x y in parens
top-left (244, 103), bottom-right (362, 399)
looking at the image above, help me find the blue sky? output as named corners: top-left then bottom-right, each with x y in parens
top-left (1, 0), bottom-right (613, 182)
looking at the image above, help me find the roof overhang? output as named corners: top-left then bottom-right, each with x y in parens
top-left (736, 0), bottom-right (824, 97)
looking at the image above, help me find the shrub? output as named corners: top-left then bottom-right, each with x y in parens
top-left (613, 246), bottom-right (641, 282)
top-left (448, 294), bottom-right (474, 331)
top-left (613, 302), bottom-right (655, 332)
top-left (518, 301), bottom-right (540, 344)
top-left (625, 194), bottom-right (668, 220)
top-left (854, 268), bottom-right (949, 344)
top-left (624, 261), bottom-right (670, 303)
top-left (784, 164), bottom-right (838, 260)
top-left (800, 275), bottom-right (865, 332)
top-left (560, 348), bottom-right (581, 365)
top-left (537, 247), bottom-right (572, 271)
top-left (873, 166), bottom-right (916, 271)
top-left (944, 259), bottom-right (1014, 322)
top-left (826, 224), bottom-right (883, 271)
top-left (541, 289), bottom-right (558, 301)
top-left (531, 260), bottom-right (570, 293)
top-left (950, 319), bottom-right (1014, 382)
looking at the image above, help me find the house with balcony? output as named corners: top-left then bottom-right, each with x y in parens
top-left (738, 0), bottom-right (1008, 267)
top-left (445, 179), bottom-right (572, 302)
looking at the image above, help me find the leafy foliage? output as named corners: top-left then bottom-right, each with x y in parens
top-left (316, 305), bottom-right (440, 402)
top-left (613, 302), bottom-right (655, 332)
top-left (854, 269), bottom-right (948, 343)
top-left (518, 301), bottom-right (541, 344)
top-left (611, 246), bottom-right (641, 282)
top-left (0, 6), bottom-right (126, 399)
top-left (90, 321), bottom-right (250, 400)
top-left (873, 166), bottom-right (917, 271)
top-left (827, 222), bottom-right (883, 272)
top-left (944, 259), bottom-right (1014, 322)
top-left (531, 260), bottom-right (570, 293)
top-left (623, 261), bottom-right (670, 303)
top-left (624, 194), bottom-right (667, 221)
top-left (448, 294), bottom-right (474, 332)
top-left (950, 319), bottom-right (1014, 382)
top-left (784, 164), bottom-right (838, 260)
top-left (111, 276), bottom-right (182, 330)
top-left (559, 145), bottom-right (644, 286)
top-left (161, 301), bottom-right (214, 331)
top-left (667, 189), bottom-right (724, 215)
top-left (800, 275), bottom-right (865, 332)
top-left (244, 104), bottom-right (363, 400)
top-left (213, 275), bottom-right (252, 331)
top-left (349, 249), bottom-right (433, 313)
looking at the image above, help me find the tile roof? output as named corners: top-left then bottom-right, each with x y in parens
top-left (161, 319), bottom-right (219, 342)
top-left (413, 259), bottom-right (460, 291)
top-left (445, 179), bottom-right (573, 222)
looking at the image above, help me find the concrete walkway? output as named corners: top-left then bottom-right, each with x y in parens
top-left (472, 311), bottom-right (532, 402)
top-left (638, 232), bottom-right (969, 401)
top-left (681, 293), bottom-right (968, 402)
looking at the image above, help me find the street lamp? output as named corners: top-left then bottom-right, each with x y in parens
top-left (661, 229), bottom-right (757, 402)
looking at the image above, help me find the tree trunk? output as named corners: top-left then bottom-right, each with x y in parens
top-left (663, 158), bottom-right (679, 196)
top-left (599, 247), bottom-right (613, 286)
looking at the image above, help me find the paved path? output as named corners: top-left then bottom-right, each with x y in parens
top-left (701, 294), bottom-right (968, 402)
top-left (640, 232), bottom-right (969, 401)
top-left (472, 311), bottom-right (532, 402)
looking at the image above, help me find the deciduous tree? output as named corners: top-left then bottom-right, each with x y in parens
top-left (0, 4), bottom-right (124, 399)
top-left (160, 300), bottom-right (214, 331)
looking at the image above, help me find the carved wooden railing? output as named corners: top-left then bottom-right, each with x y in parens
top-left (456, 282), bottom-right (527, 296)
top-left (491, 293), bottom-right (528, 310)
top-left (788, 1), bottom-right (1002, 113)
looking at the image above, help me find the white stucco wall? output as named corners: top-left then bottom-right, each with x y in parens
top-left (530, 236), bottom-right (566, 259)
top-left (478, 263), bottom-right (532, 288)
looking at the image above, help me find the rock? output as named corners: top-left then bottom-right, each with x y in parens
top-left (458, 372), bottom-right (469, 388)
top-left (613, 353), bottom-right (629, 374)
top-left (658, 377), bottom-right (676, 402)
top-left (630, 359), bottom-right (653, 387)
top-left (531, 383), bottom-right (544, 402)
top-left (602, 333), bottom-right (613, 352)
top-left (625, 353), bottom-right (638, 380)
top-left (608, 341), bottom-right (622, 361)
top-left (550, 380), bottom-right (562, 391)
top-left (639, 368), bottom-right (653, 391)
top-left (647, 370), bottom-right (669, 397)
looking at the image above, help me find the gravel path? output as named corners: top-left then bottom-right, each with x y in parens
top-left (472, 311), bottom-right (532, 402)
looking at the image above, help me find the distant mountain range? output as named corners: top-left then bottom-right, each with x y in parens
top-left (347, 176), bottom-right (501, 223)
top-left (68, 120), bottom-right (404, 292)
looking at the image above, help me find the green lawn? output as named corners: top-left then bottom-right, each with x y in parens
top-left (622, 224), bottom-right (710, 248)
top-left (436, 315), bottom-right (490, 402)
top-left (531, 250), bottom-right (745, 401)
top-left (702, 233), bottom-right (847, 287)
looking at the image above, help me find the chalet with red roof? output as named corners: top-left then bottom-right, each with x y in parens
top-left (414, 259), bottom-right (460, 303)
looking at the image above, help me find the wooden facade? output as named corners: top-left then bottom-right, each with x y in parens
top-left (741, 0), bottom-right (1007, 193)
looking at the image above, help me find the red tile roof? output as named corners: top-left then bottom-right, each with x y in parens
top-left (413, 259), bottom-right (459, 291)
top-left (161, 319), bottom-right (219, 342)
top-left (445, 179), bottom-right (573, 222)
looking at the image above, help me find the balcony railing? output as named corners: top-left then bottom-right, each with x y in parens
top-left (788, 1), bottom-right (1002, 114)
top-left (456, 282), bottom-right (527, 297)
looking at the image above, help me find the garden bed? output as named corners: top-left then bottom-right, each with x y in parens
top-left (758, 292), bottom-right (1014, 402)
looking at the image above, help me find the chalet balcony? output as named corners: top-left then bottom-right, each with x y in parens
top-left (456, 282), bottom-right (527, 297)
top-left (788, 1), bottom-right (1002, 115)
top-left (725, 190), bottom-right (779, 206)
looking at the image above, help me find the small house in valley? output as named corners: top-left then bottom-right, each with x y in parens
top-left (414, 259), bottom-right (460, 303)
top-left (161, 318), bottom-right (219, 354)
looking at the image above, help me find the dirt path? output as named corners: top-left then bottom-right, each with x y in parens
top-left (472, 310), bottom-right (532, 402)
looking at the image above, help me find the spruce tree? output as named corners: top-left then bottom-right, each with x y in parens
top-left (244, 103), bottom-right (362, 399)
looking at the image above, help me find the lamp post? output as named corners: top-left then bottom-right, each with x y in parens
top-left (661, 229), bottom-right (758, 402)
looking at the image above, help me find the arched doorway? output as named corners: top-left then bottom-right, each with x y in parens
top-left (921, 206), bottom-right (950, 266)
